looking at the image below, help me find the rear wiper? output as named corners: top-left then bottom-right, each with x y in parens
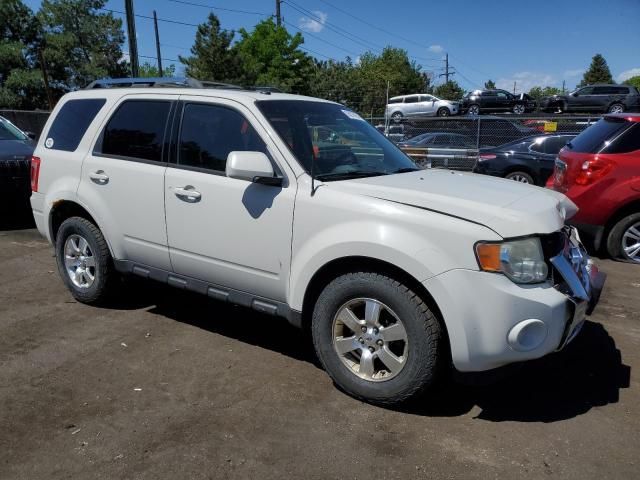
top-left (315, 171), bottom-right (388, 181)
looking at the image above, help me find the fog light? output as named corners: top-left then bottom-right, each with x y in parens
top-left (507, 319), bottom-right (548, 352)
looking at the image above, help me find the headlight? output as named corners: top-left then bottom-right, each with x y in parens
top-left (475, 237), bottom-right (548, 284)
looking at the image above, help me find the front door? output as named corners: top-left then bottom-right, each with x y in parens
top-left (164, 97), bottom-right (296, 302)
top-left (77, 95), bottom-right (175, 270)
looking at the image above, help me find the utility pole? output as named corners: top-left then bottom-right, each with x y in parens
top-left (438, 54), bottom-right (455, 84)
top-left (562, 80), bottom-right (566, 94)
top-left (125, 0), bottom-right (139, 77)
top-left (276, 0), bottom-right (282, 26)
top-left (513, 81), bottom-right (516, 94)
top-left (153, 10), bottom-right (163, 77)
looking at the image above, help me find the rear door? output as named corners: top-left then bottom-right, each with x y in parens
top-left (77, 94), bottom-right (175, 270)
top-left (571, 87), bottom-right (596, 111)
top-left (402, 95), bottom-right (421, 116)
top-left (494, 91), bottom-right (512, 111)
top-left (163, 96), bottom-right (296, 302)
top-left (481, 91), bottom-right (498, 111)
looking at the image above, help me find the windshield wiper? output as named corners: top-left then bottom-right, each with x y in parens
top-left (315, 171), bottom-right (388, 181)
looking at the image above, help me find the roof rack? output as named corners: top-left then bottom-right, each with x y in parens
top-left (84, 76), bottom-right (245, 90)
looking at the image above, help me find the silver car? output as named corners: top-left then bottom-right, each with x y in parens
top-left (386, 94), bottom-right (459, 121)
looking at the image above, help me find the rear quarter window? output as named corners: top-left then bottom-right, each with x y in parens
top-left (603, 123), bottom-right (640, 154)
top-left (45, 98), bottom-right (106, 152)
top-left (566, 118), bottom-right (631, 153)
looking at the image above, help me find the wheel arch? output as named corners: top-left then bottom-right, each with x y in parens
top-left (603, 198), bottom-right (640, 243)
top-left (299, 256), bottom-right (450, 352)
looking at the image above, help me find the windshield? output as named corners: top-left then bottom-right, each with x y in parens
top-left (256, 100), bottom-right (417, 180)
top-left (0, 118), bottom-right (28, 141)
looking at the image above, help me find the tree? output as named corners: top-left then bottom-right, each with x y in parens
top-left (434, 80), bottom-right (464, 100)
top-left (0, 0), bottom-right (45, 108)
top-left (235, 18), bottom-right (314, 93)
top-left (309, 58), bottom-right (358, 108)
top-left (528, 85), bottom-right (562, 102)
top-left (623, 75), bottom-right (640, 90)
top-left (484, 79), bottom-right (496, 89)
top-left (179, 13), bottom-right (241, 83)
top-left (580, 54), bottom-right (614, 86)
top-left (38, 0), bottom-right (127, 95)
top-left (139, 62), bottom-right (176, 78)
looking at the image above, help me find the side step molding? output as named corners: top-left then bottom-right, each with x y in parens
top-left (114, 260), bottom-right (302, 328)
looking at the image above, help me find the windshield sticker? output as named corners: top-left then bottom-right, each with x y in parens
top-left (342, 109), bottom-right (364, 121)
top-left (45, 138), bottom-right (54, 148)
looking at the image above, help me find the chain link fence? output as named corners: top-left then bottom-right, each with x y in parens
top-left (370, 115), bottom-right (601, 171)
top-left (0, 110), bottom-right (50, 140)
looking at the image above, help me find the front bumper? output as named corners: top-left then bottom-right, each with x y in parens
top-left (424, 227), bottom-right (605, 372)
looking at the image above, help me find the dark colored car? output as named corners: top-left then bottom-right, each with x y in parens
top-left (474, 134), bottom-right (575, 186)
top-left (460, 89), bottom-right (536, 115)
top-left (547, 113), bottom-right (640, 263)
top-left (397, 132), bottom-right (477, 149)
top-left (0, 116), bottom-right (35, 207)
top-left (540, 84), bottom-right (640, 114)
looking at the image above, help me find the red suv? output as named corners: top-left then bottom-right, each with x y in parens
top-left (547, 113), bottom-right (640, 263)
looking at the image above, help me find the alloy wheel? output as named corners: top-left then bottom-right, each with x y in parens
top-left (622, 222), bottom-right (640, 263)
top-left (332, 298), bottom-right (408, 382)
top-left (64, 234), bottom-right (96, 288)
top-left (513, 104), bottom-right (525, 114)
top-left (609, 104), bottom-right (624, 114)
top-left (508, 174), bottom-right (530, 183)
top-left (468, 105), bottom-right (480, 115)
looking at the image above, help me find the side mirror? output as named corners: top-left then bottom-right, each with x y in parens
top-left (226, 151), bottom-right (282, 186)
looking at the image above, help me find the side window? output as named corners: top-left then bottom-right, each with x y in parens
top-left (604, 124), bottom-right (640, 154)
top-left (419, 95), bottom-right (433, 102)
top-left (530, 138), bottom-right (545, 153)
top-left (388, 98), bottom-right (402, 104)
top-left (593, 87), bottom-right (609, 95)
top-left (578, 87), bottom-right (594, 95)
top-left (100, 100), bottom-right (171, 162)
top-left (544, 136), bottom-right (571, 155)
top-left (613, 86), bottom-right (629, 95)
top-left (46, 99), bottom-right (106, 152)
top-left (404, 96), bottom-right (419, 104)
top-left (496, 92), bottom-right (509, 98)
top-left (178, 103), bottom-right (267, 173)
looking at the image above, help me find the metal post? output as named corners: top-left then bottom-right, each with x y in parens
top-left (38, 49), bottom-right (54, 109)
top-left (445, 54), bottom-right (449, 83)
top-left (125, 0), bottom-right (139, 77)
top-left (153, 10), bottom-right (163, 77)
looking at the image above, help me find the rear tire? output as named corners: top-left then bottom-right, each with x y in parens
top-left (505, 171), bottom-right (534, 184)
top-left (311, 272), bottom-right (443, 405)
top-left (391, 112), bottom-right (403, 123)
top-left (608, 103), bottom-right (624, 114)
top-left (55, 216), bottom-right (116, 304)
top-left (606, 213), bottom-right (640, 264)
top-left (512, 103), bottom-right (525, 114)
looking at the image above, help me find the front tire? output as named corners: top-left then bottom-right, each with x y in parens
top-left (467, 104), bottom-right (480, 115)
top-left (437, 107), bottom-right (450, 117)
top-left (606, 213), bottom-right (640, 264)
top-left (55, 216), bottom-right (116, 304)
top-left (311, 272), bottom-right (442, 405)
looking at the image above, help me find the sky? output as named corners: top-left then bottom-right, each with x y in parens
top-left (23, 0), bottom-right (640, 93)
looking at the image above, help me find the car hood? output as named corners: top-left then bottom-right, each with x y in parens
top-left (326, 170), bottom-right (577, 238)
top-left (0, 140), bottom-right (34, 161)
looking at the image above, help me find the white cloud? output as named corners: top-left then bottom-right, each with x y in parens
top-left (298, 10), bottom-right (327, 33)
top-left (564, 69), bottom-right (583, 77)
top-left (428, 45), bottom-right (444, 54)
top-left (617, 67), bottom-right (640, 82)
top-left (496, 71), bottom-right (557, 93)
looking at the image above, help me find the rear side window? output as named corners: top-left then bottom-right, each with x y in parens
top-left (544, 136), bottom-right (572, 154)
top-left (404, 96), bottom-right (419, 103)
top-left (567, 118), bottom-right (631, 153)
top-left (603, 123), bottom-right (640, 154)
top-left (100, 100), bottom-right (171, 162)
top-left (46, 99), bottom-right (105, 152)
top-left (388, 98), bottom-right (403, 104)
top-left (178, 103), bottom-right (267, 173)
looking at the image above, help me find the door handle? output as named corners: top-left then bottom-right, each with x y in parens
top-left (89, 170), bottom-right (109, 184)
top-left (173, 186), bottom-right (202, 202)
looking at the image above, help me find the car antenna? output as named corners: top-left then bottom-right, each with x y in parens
top-left (310, 150), bottom-right (317, 196)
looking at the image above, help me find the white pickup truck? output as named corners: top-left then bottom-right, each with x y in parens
top-left (30, 82), bottom-right (605, 405)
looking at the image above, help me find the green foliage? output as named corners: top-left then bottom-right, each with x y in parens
top-left (235, 18), bottom-right (314, 93)
top-left (179, 13), bottom-right (241, 84)
top-left (623, 75), bottom-right (640, 90)
top-left (528, 85), bottom-right (562, 101)
top-left (579, 54), bottom-right (614, 86)
top-left (38, 0), bottom-right (127, 94)
top-left (309, 58), bottom-right (358, 107)
top-left (433, 80), bottom-right (464, 100)
top-left (484, 79), bottom-right (496, 89)
top-left (139, 62), bottom-right (176, 78)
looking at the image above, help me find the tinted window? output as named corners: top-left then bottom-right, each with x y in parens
top-left (0, 118), bottom-right (27, 141)
top-left (388, 98), bottom-right (402, 104)
top-left (529, 138), bottom-right (545, 153)
top-left (46, 99), bottom-right (105, 152)
top-left (613, 86), bottom-right (629, 94)
top-left (482, 91), bottom-right (496, 97)
top-left (544, 136), bottom-right (572, 154)
top-left (593, 87), bottom-right (609, 94)
top-left (404, 96), bottom-right (419, 103)
top-left (577, 87), bottom-right (594, 95)
top-left (178, 103), bottom-right (267, 172)
top-left (101, 100), bottom-right (171, 162)
top-left (603, 123), bottom-right (640, 154)
top-left (567, 118), bottom-right (631, 153)
top-left (419, 95), bottom-right (434, 102)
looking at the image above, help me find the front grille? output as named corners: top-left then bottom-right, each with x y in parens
top-left (0, 158), bottom-right (31, 178)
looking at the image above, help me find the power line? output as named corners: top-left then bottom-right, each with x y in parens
top-left (167, 0), bottom-right (269, 17)
top-left (283, 19), bottom-right (360, 58)
top-left (103, 8), bottom-right (200, 27)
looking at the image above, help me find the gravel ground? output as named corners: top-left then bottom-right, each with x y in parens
top-left (0, 212), bottom-right (638, 480)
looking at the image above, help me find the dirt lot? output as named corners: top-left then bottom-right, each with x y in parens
top-left (0, 212), bottom-right (638, 480)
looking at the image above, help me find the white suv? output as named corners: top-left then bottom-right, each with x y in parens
top-left (30, 82), bottom-right (605, 405)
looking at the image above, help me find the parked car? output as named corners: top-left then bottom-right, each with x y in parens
top-left (547, 113), bottom-right (640, 263)
top-left (540, 84), bottom-right (640, 114)
top-left (0, 115), bottom-right (35, 208)
top-left (460, 89), bottom-right (536, 115)
top-left (474, 134), bottom-right (575, 186)
top-left (397, 132), bottom-right (477, 149)
top-left (31, 79), bottom-right (604, 405)
top-left (386, 93), bottom-right (459, 121)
